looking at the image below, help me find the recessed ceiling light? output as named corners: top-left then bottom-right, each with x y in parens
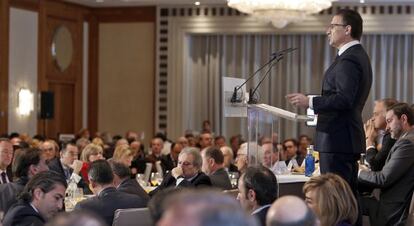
top-left (195, 1), bottom-right (201, 6)
top-left (360, 0), bottom-right (365, 3)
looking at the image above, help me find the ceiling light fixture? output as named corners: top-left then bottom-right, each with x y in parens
top-left (227, 0), bottom-right (335, 28)
top-left (195, 1), bottom-right (201, 6)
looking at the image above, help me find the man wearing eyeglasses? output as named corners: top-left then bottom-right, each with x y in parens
top-left (0, 138), bottom-right (13, 184)
top-left (287, 8), bottom-right (372, 195)
top-left (149, 147), bottom-right (212, 196)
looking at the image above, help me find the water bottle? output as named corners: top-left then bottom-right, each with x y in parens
top-left (305, 145), bottom-right (315, 177)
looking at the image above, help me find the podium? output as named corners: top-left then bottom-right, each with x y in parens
top-left (246, 104), bottom-right (312, 167)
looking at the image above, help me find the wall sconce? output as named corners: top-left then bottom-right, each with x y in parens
top-left (17, 88), bottom-right (34, 116)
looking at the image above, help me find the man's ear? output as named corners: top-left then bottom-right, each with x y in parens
top-left (208, 158), bottom-right (215, 166)
top-left (32, 187), bottom-right (43, 201)
top-left (247, 189), bottom-right (256, 202)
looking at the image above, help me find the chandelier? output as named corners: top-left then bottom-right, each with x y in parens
top-left (227, 0), bottom-right (334, 28)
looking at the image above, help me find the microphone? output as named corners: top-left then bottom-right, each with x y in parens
top-left (230, 47), bottom-right (298, 104)
top-left (248, 47), bottom-right (298, 104)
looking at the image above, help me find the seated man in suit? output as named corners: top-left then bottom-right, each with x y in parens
top-left (74, 160), bottom-right (147, 226)
top-left (47, 142), bottom-right (89, 193)
top-left (220, 146), bottom-right (239, 173)
top-left (364, 98), bottom-right (398, 171)
top-left (149, 147), bottom-right (212, 196)
top-left (201, 147), bottom-right (232, 190)
top-left (0, 148), bottom-right (49, 213)
top-left (3, 171), bottom-right (67, 226)
top-left (110, 160), bottom-right (149, 202)
top-left (161, 142), bottom-right (183, 173)
top-left (146, 137), bottom-right (164, 172)
top-left (237, 166), bottom-right (278, 226)
top-left (0, 138), bottom-right (13, 184)
top-left (262, 142), bottom-right (289, 175)
top-left (359, 103), bottom-right (414, 226)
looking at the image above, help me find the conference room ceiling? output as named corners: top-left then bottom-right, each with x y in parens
top-left (64, 0), bottom-right (414, 8)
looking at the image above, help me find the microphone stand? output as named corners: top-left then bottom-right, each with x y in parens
top-left (247, 55), bottom-right (284, 104)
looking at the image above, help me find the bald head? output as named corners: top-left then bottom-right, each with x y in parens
top-left (266, 196), bottom-right (317, 226)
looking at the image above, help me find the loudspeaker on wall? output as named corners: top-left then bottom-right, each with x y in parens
top-left (39, 91), bottom-right (54, 119)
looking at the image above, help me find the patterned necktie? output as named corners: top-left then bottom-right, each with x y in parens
top-left (1, 172), bottom-right (8, 184)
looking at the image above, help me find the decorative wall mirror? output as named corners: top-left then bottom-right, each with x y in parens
top-left (51, 25), bottom-right (73, 72)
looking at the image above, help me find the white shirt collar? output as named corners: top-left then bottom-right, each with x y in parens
top-left (251, 204), bottom-right (271, 215)
top-left (338, 40), bottom-right (360, 56)
top-left (30, 203), bottom-right (40, 213)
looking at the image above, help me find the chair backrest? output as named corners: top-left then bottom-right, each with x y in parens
top-left (112, 207), bottom-right (153, 226)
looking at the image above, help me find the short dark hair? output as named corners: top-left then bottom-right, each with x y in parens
top-left (283, 139), bottom-right (299, 149)
top-left (110, 161), bottom-right (131, 180)
top-left (387, 102), bottom-right (414, 126)
top-left (204, 147), bottom-right (224, 164)
top-left (88, 160), bottom-right (114, 185)
top-left (14, 148), bottom-right (42, 178)
top-left (19, 171), bottom-right (67, 202)
top-left (336, 9), bottom-right (363, 40)
top-left (61, 141), bottom-right (77, 154)
top-left (241, 166), bottom-right (278, 206)
top-left (214, 135), bottom-right (225, 142)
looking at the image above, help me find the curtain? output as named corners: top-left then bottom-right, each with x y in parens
top-left (185, 34), bottom-right (414, 141)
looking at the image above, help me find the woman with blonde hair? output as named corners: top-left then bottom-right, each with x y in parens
top-left (303, 173), bottom-right (358, 226)
top-left (79, 143), bottom-right (105, 184)
top-left (112, 145), bottom-right (134, 167)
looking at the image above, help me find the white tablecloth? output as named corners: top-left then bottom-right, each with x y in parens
top-left (276, 174), bottom-right (310, 183)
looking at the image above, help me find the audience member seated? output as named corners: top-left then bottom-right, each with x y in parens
top-left (45, 211), bottom-right (106, 226)
top-left (266, 195), bottom-right (317, 226)
top-left (79, 144), bottom-right (105, 185)
top-left (74, 160), bottom-right (147, 226)
top-left (214, 135), bottom-right (226, 148)
top-left (40, 139), bottom-right (59, 162)
top-left (149, 147), bottom-right (212, 196)
top-left (75, 138), bottom-right (91, 156)
top-left (235, 143), bottom-right (249, 174)
top-left (230, 134), bottom-right (243, 157)
top-left (364, 98), bottom-right (398, 171)
top-left (155, 132), bottom-right (172, 156)
top-left (112, 145), bottom-right (134, 167)
top-left (298, 135), bottom-right (312, 156)
top-left (220, 146), bottom-right (239, 173)
top-left (282, 139), bottom-right (301, 171)
top-left (199, 132), bottom-right (213, 151)
top-left (176, 136), bottom-right (189, 148)
top-left (303, 173), bottom-right (358, 226)
top-left (0, 138), bottom-right (13, 184)
top-left (185, 133), bottom-right (197, 147)
top-left (146, 137), bottom-right (164, 172)
top-left (110, 160), bottom-right (149, 202)
top-left (359, 103), bottom-right (414, 226)
top-left (237, 166), bottom-right (278, 226)
top-left (158, 189), bottom-right (258, 226)
top-left (0, 148), bottom-right (48, 213)
top-left (130, 140), bottom-right (146, 175)
top-left (161, 142), bottom-right (183, 173)
top-left (201, 147), bottom-right (232, 190)
top-left (261, 142), bottom-right (288, 175)
top-left (2, 171), bottom-right (67, 226)
top-left (47, 142), bottom-right (88, 193)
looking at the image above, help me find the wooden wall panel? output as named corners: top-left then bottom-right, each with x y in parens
top-left (0, 0), bottom-right (10, 135)
top-left (37, 0), bottom-right (88, 138)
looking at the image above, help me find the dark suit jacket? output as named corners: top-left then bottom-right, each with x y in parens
top-left (253, 205), bottom-right (270, 226)
top-left (160, 154), bottom-right (177, 173)
top-left (117, 178), bottom-right (150, 203)
top-left (359, 129), bottom-right (414, 226)
top-left (313, 44), bottom-right (372, 155)
top-left (1, 166), bottom-right (13, 184)
top-left (74, 187), bottom-right (147, 226)
top-left (2, 201), bottom-right (45, 226)
top-left (149, 171), bottom-right (212, 196)
top-left (366, 132), bottom-right (396, 171)
top-left (0, 177), bottom-right (28, 213)
top-left (209, 168), bottom-right (232, 190)
top-left (47, 158), bottom-right (91, 194)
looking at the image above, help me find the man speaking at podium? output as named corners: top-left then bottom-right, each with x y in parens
top-left (286, 8), bottom-right (372, 194)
